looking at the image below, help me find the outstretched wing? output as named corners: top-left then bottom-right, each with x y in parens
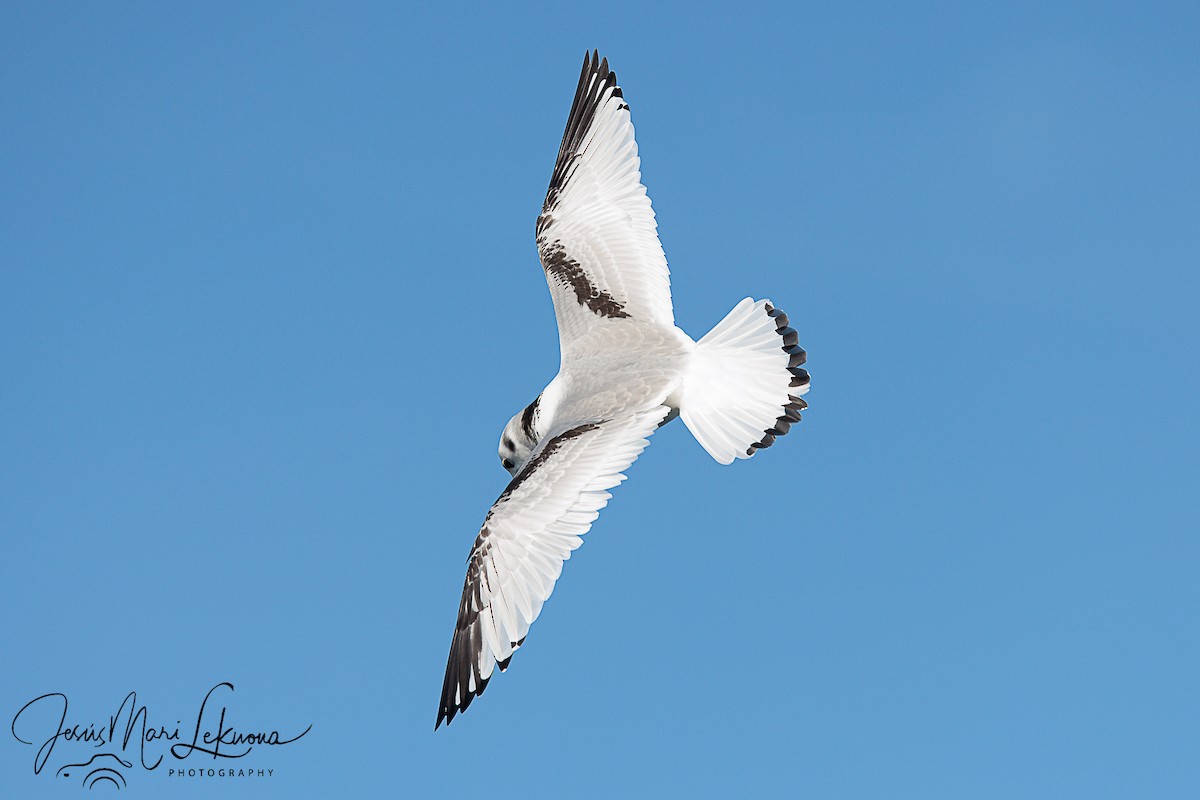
top-left (436, 405), bottom-right (670, 728)
top-left (536, 51), bottom-right (673, 352)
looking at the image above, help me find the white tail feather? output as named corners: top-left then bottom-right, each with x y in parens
top-left (680, 298), bottom-right (809, 464)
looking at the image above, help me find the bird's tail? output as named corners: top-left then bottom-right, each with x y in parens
top-left (679, 297), bottom-right (810, 464)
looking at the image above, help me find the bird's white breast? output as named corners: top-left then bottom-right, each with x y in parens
top-left (543, 320), bottom-right (695, 429)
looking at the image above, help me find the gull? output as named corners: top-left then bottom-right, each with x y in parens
top-left (436, 51), bottom-right (810, 728)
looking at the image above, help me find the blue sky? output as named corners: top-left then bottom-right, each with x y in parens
top-left (2, 1), bottom-right (1197, 797)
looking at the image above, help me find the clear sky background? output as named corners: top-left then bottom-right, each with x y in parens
top-left (2, 2), bottom-right (1197, 797)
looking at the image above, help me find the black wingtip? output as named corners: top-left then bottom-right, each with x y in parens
top-left (544, 51), bottom-right (625, 218)
top-left (436, 701), bottom-right (452, 730)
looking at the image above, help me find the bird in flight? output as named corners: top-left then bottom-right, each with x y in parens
top-left (436, 51), bottom-right (809, 728)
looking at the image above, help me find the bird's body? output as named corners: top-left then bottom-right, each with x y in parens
top-left (541, 321), bottom-right (691, 430)
top-left (437, 52), bottom-right (810, 728)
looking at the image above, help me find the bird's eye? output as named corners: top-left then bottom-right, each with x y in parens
top-left (502, 458), bottom-right (514, 470)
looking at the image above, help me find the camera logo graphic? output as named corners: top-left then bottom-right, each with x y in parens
top-left (55, 753), bottom-right (133, 790)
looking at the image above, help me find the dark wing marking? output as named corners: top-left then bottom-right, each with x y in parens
top-left (540, 240), bottom-right (630, 320)
top-left (436, 407), bottom-right (669, 728)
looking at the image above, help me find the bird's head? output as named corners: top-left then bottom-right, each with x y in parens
top-left (498, 396), bottom-right (542, 476)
